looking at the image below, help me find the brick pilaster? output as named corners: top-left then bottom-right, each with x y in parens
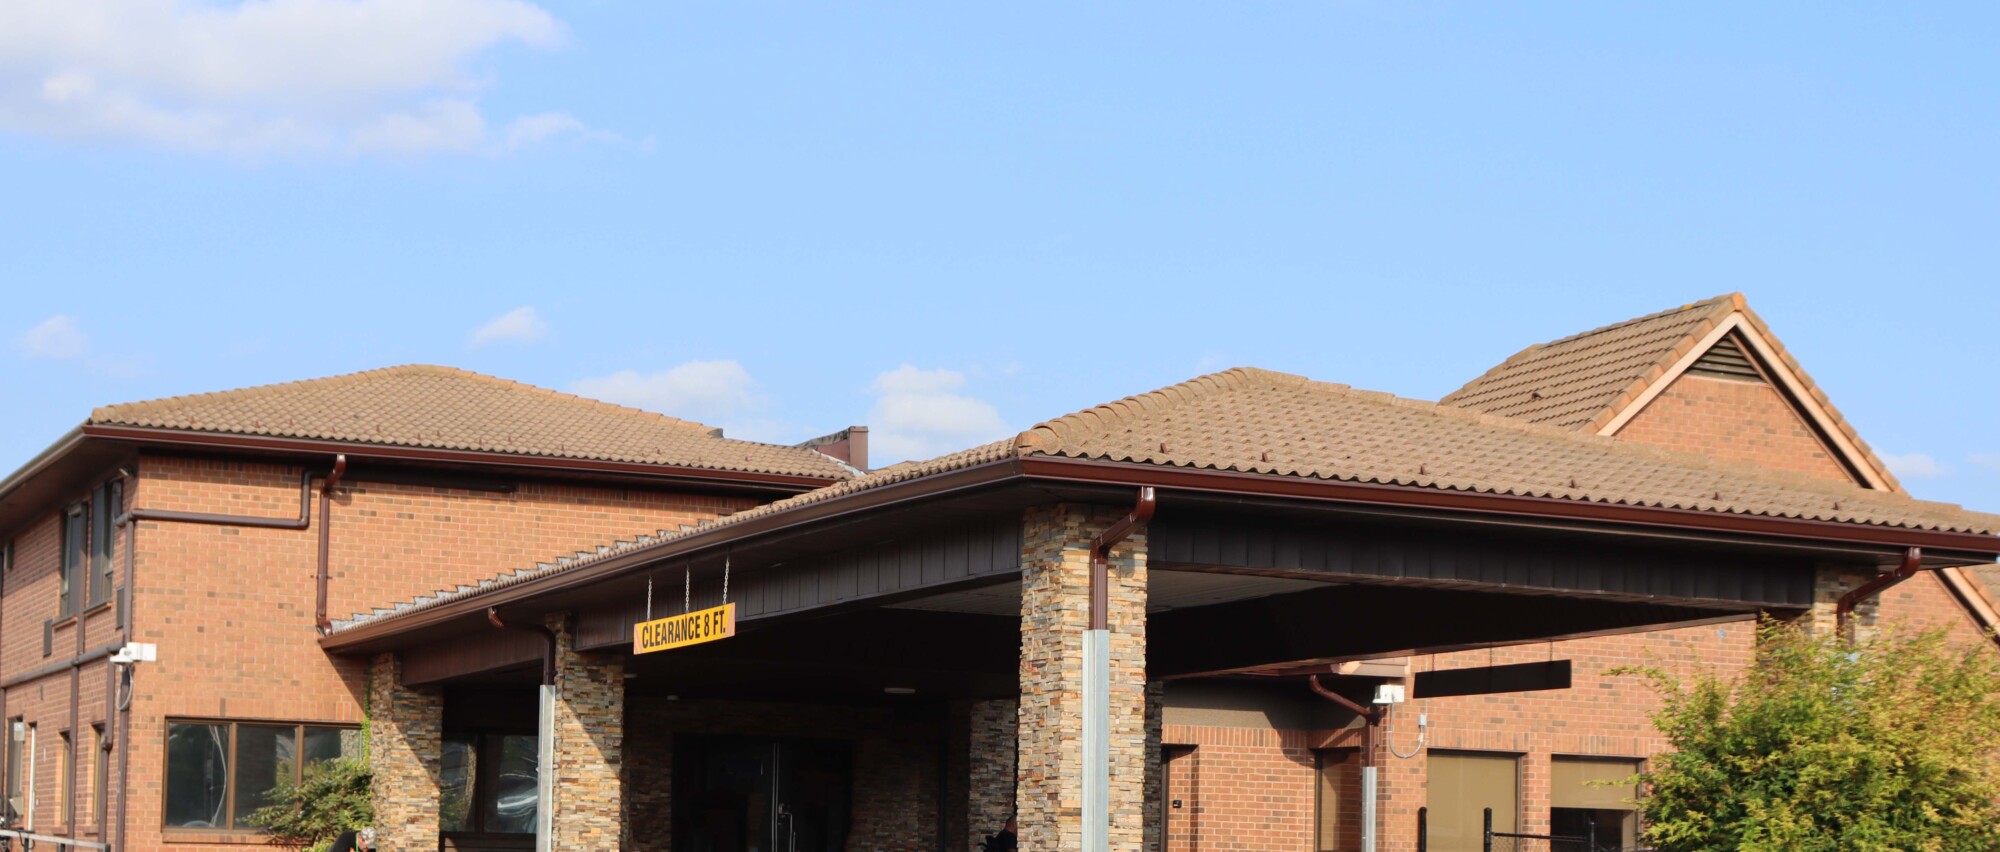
top-left (368, 652), bottom-right (442, 851)
top-left (549, 615), bottom-right (625, 851)
top-left (1017, 504), bottom-right (1150, 851)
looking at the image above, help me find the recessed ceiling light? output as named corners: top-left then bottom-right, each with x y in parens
top-left (884, 687), bottom-right (916, 695)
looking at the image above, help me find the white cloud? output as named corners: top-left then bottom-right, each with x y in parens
top-left (866, 365), bottom-right (1010, 464)
top-left (469, 306), bottom-right (547, 347)
top-left (1971, 454), bottom-right (2000, 475)
top-left (1882, 452), bottom-right (1948, 480)
top-left (0, 0), bottom-right (610, 156)
top-left (572, 361), bottom-right (765, 427)
top-left (19, 315), bottom-right (87, 359)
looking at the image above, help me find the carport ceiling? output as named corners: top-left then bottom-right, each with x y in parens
top-left (884, 569), bottom-right (1335, 617)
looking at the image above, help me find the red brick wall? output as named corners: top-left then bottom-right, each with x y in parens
top-left (1615, 374), bottom-right (1858, 484)
top-left (50, 453), bottom-right (751, 852)
top-left (1, 476), bottom-right (125, 842)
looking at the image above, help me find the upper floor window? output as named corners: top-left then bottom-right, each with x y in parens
top-left (89, 480), bottom-right (119, 608)
top-left (59, 504), bottom-right (85, 618)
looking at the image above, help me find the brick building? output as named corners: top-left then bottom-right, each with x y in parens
top-left (0, 296), bottom-right (1996, 852)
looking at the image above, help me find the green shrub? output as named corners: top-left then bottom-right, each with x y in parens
top-left (241, 758), bottom-right (374, 852)
top-left (1618, 619), bottom-right (2000, 852)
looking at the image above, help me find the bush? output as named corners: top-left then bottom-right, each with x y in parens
top-left (242, 758), bottom-right (374, 852)
top-left (1619, 619), bottom-right (2000, 852)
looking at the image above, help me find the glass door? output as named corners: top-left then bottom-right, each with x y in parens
top-left (673, 736), bottom-right (851, 852)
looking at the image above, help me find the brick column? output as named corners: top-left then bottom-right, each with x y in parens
top-left (968, 698), bottom-right (1018, 848)
top-left (548, 615), bottom-right (625, 851)
top-left (1017, 504), bottom-right (1149, 851)
top-left (368, 652), bottom-right (442, 851)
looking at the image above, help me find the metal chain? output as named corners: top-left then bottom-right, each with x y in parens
top-left (645, 574), bottom-right (654, 621)
top-left (722, 551), bottom-right (731, 604)
top-left (684, 566), bottom-right (691, 614)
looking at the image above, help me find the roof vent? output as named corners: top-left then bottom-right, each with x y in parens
top-left (1688, 334), bottom-right (1764, 382)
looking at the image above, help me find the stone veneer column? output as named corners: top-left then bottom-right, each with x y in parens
top-left (1017, 504), bottom-right (1150, 851)
top-left (369, 652), bottom-right (443, 851)
top-left (1803, 564), bottom-right (1878, 638)
top-left (968, 698), bottom-right (1019, 848)
top-left (548, 615), bottom-right (626, 851)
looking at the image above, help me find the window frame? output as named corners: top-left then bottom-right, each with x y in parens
top-left (440, 730), bottom-right (542, 838)
top-left (57, 729), bottom-right (72, 831)
top-left (59, 503), bottom-right (86, 618)
top-left (160, 719), bottom-right (362, 834)
top-left (3, 717), bottom-right (24, 824)
top-left (89, 723), bottom-right (106, 836)
top-left (88, 480), bottom-right (120, 609)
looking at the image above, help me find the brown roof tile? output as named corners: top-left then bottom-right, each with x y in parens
top-left (1440, 294), bottom-right (1903, 493)
top-left (1018, 367), bottom-right (1998, 535)
top-left (333, 367), bottom-right (2000, 633)
top-left (91, 364), bottom-right (853, 480)
top-left (1441, 294), bottom-right (1739, 432)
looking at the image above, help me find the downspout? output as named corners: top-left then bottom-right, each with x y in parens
top-left (1837, 547), bottom-right (1923, 640)
top-left (489, 609), bottom-right (558, 852)
top-left (1311, 675), bottom-right (1382, 852)
top-left (114, 469), bottom-right (138, 852)
top-left (315, 455), bottom-right (348, 634)
top-left (1083, 486), bottom-right (1156, 852)
top-left (112, 457), bottom-right (339, 849)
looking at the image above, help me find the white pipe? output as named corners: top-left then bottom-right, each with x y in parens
top-left (536, 684), bottom-right (556, 852)
top-left (1362, 766), bottom-right (1378, 852)
top-left (1083, 628), bottom-right (1110, 852)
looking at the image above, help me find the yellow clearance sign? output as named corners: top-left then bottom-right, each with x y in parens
top-left (633, 602), bottom-right (737, 654)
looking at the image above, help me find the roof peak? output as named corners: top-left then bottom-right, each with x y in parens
top-left (1525, 293), bottom-right (1742, 353)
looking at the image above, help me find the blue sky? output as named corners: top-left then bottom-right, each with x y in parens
top-left (1, 3), bottom-right (1996, 510)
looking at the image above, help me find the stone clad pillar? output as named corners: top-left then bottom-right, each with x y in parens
top-left (1803, 564), bottom-right (1877, 638)
top-left (1017, 504), bottom-right (1151, 851)
top-left (369, 652), bottom-right (443, 851)
top-left (548, 615), bottom-right (626, 851)
top-left (968, 698), bottom-right (1019, 848)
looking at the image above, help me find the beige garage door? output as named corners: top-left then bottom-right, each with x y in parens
top-left (1426, 751), bottom-right (1519, 852)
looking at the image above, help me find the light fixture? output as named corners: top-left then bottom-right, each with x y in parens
top-left (884, 687), bottom-right (916, 695)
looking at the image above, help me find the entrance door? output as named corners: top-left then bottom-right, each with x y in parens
top-left (672, 736), bottom-right (853, 852)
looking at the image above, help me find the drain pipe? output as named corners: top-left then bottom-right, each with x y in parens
top-left (489, 608), bottom-right (558, 852)
top-left (313, 455), bottom-right (348, 633)
top-left (1311, 675), bottom-right (1382, 852)
top-left (1837, 547), bottom-right (1922, 640)
top-left (1084, 487), bottom-right (1155, 852)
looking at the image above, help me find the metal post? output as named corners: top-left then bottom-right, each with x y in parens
top-left (1082, 628), bottom-right (1110, 852)
top-left (1416, 806), bottom-right (1427, 852)
top-left (1483, 807), bottom-right (1494, 852)
top-left (1361, 765), bottom-right (1378, 852)
top-left (535, 684), bottom-right (556, 852)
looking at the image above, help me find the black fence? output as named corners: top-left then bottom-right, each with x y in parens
top-left (1415, 807), bottom-right (1651, 852)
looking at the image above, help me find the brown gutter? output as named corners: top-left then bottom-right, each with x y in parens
top-left (1089, 487), bottom-right (1156, 631)
top-left (81, 424), bottom-right (840, 492)
top-left (1837, 547), bottom-right (1923, 639)
top-left (1310, 675), bottom-right (1380, 767)
top-left (1016, 457), bottom-right (2000, 558)
top-left (320, 455), bottom-right (1025, 652)
top-left (315, 455), bottom-right (348, 633)
top-left (324, 454), bottom-right (2000, 652)
top-left (488, 608), bottom-right (558, 685)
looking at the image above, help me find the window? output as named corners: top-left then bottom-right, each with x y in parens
top-left (89, 480), bottom-right (120, 608)
top-left (1426, 751), bottom-right (1519, 852)
top-left (60, 504), bottom-right (85, 617)
top-left (1550, 757), bottom-right (1641, 851)
top-left (164, 721), bottom-right (361, 831)
top-left (91, 724), bottom-right (106, 833)
top-left (440, 732), bottom-right (540, 836)
top-left (1315, 748), bottom-right (1363, 851)
top-left (4, 719), bottom-right (23, 823)
top-left (58, 731), bottom-right (72, 828)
